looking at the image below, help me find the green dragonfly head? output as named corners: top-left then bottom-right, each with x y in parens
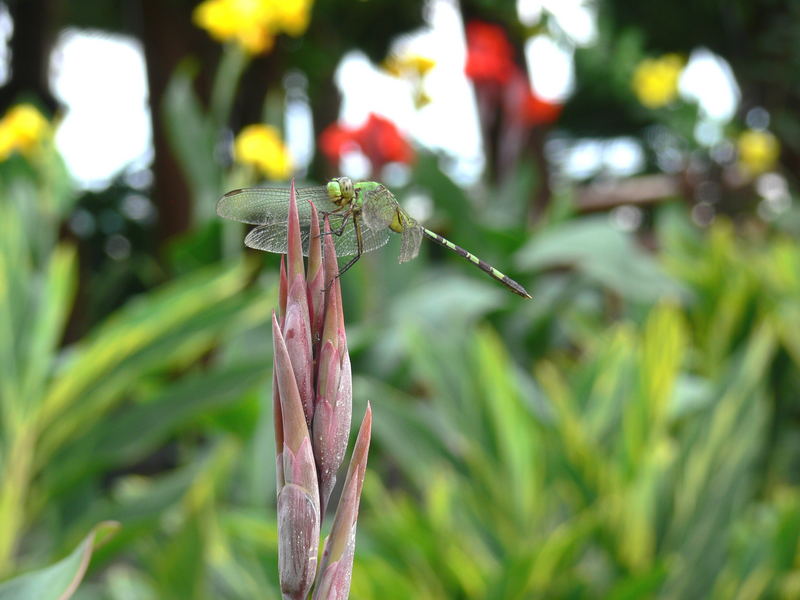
top-left (327, 177), bottom-right (354, 206)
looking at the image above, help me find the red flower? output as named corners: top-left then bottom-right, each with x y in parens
top-left (522, 90), bottom-right (562, 125)
top-left (354, 114), bottom-right (413, 167)
top-left (503, 69), bottom-right (562, 126)
top-left (464, 21), bottom-right (515, 85)
top-left (319, 123), bottom-right (358, 163)
top-left (318, 113), bottom-right (413, 171)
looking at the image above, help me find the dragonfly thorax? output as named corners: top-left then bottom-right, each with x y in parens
top-left (326, 177), bottom-right (355, 208)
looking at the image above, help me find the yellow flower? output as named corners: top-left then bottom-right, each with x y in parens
top-left (413, 90), bottom-right (431, 109)
top-left (234, 124), bottom-right (292, 180)
top-left (737, 129), bottom-right (779, 175)
top-left (0, 103), bottom-right (50, 161)
top-left (632, 54), bottom-right (683, 109)
top-left (193, 0), bottom-right (273, 53)
top-left (383, 53), bottom-right (435, 111)
top-left (272, 0), bottom-right (313, 37)
top-left (383, 53), bottom-right (436, 78)
top-left (407, 54), bottom-right (436, 75)
top-left (193, 0), bottom-right (312, 54)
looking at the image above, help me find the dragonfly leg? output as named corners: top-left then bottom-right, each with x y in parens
top-left (330, 210), bottom-right (352, 236)
top-left (317, 210), bottom-right (352, 238)
top-left (335, 215), bottom-right (364, 277)
top-left (325, 211), bottom-right (364, 294)
top-left (324, 214), bottom-right (364, 296)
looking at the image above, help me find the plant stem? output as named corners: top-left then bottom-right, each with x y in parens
top-left (210, 44), bottom-right (249, 132)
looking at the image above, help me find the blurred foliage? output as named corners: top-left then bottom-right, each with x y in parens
top-left (0, 522), bottom-right (118, 600)
top-left (1, 0), bottom-right (800, 598)
top-left (351, 205), bottom-right (800, 598)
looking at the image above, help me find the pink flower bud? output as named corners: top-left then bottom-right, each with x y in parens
top-left (278, 481), bottom-right (319, 600)
top-left (314, 405), bottom-right (372, 600)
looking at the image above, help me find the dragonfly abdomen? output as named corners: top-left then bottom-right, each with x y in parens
top-left (421, 228), bottom-right (532, 299)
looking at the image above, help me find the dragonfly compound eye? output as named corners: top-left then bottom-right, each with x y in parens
top-left (326, 180), bottom-right (342, 200)
top-left (339, 177), bottom-right (354, 199)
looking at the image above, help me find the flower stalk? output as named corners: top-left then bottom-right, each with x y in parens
top-left (271, 180), bottom-right (371, 599)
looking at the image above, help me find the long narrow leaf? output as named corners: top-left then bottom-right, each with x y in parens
top-left (21, 245), bottom-right (77, 405)
top-left (38, 263), bottom-right (261, 462)
top-left (0, 522), bottom-right (118, 600)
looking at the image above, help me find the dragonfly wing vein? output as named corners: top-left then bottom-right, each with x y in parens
top-left (361, 185), bottom-right (399, 230)
top-left (216, 186), bottom-right (338, 224)
top-left (398, 225), bottom-right (423, 263)
top-left (245, 223), bottom-right (313, 256)
top-left (326, 218), bottom-right (391, 256)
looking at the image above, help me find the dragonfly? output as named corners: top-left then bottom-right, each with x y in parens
top-left (217, 177), bottom-right (532, 299)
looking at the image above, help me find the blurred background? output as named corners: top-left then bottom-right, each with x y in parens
top-left (1, 0), bottom-right (800, 597)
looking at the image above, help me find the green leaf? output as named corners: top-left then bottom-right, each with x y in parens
top-left (43, 362), bottom-right (268, 498)
top-left (354, 376), bottom-right (454, 488)
top-left (662, 325), bottom-right (775, 598)
top-left (606, 563), bottom-right (669, 600)
top-left (364, 274), bottom-right (505, 374)
top-left (623, 302), bottom-right (687, 462)
top-left (21, 245), bottom-right (77, 404)
top-left (37, 262), bottom-right (265, 463)
top-left (0, 202), bottom-right (28, 409)
top-left (162, 60), bottom-right (222, 222)
top-left (471, 326), bottom-right (540, 524)
top-left (517, 216), bottom-right (688, 302)
top-left (0, 522), bottom-right (118, 600)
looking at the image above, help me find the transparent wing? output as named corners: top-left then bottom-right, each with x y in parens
top-left (216, 186), bottom-right (341, 225)
top-left (361, 185), bottom-right (400, 231)
top-left (245, 223), bottom-right (313, 254)
top-left (244, 215), bottom-right (391, 257)
top-left (329, 217), bottom-right (392, 256)
top-left (398, 225), bottom-right (423, 263)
